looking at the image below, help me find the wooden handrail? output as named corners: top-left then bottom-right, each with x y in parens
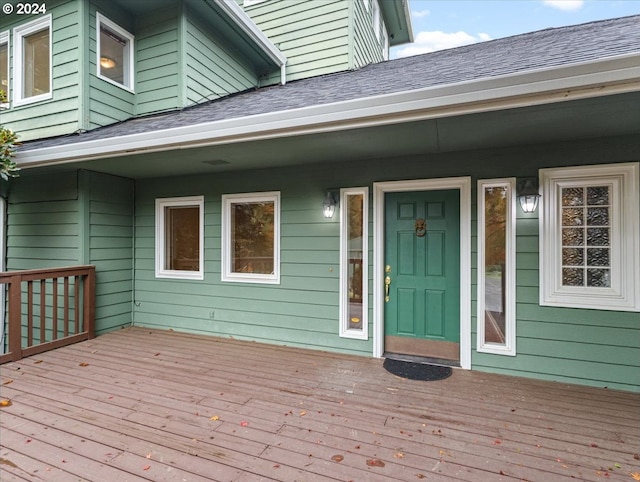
top-left (0, 265), bottom-right (95, 364)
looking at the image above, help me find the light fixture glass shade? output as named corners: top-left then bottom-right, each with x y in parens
top-left (323, 191), bottom-right (337, 218)
top-left (100, 56), bottom-right (116, 69)
top-left (519, 194), bottom-right (539, 213)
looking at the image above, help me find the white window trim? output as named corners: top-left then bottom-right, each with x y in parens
top-left (540, 162), bottom-right (640, 311)
top-left (477, 179), bottom-right (517, 356)
top-left (0, 31), bottom-right (9, 108)
top-left (340, 187), bottom-right (369, 340)
top-left (13, 15), bottom-right (52, 107)
top-left (221, 191), bottom-right (280, 284)
top-left (96, 12), bottom-right (135, 92)
top-left (363, 0), bottom-right (370, 12)
top-left (243, 0), bottom-right (269, 6)
top-left (155, 196), bottom-right (204, 281)
top-left (382, 26), bottom-right (389, 61)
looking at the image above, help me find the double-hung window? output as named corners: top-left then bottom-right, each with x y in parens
top-left (0, 31), bottom-right (8, 107)
top-left (540, 163), bottom-right (639, 311)
top-left (155, 196), bottom-right (204, 280)
top-left (222, 192), bottom-right (280, 284)
top-left (96, 13), bottom-right (134, 91)
top-left (13, 15), bottom-right (52, 106)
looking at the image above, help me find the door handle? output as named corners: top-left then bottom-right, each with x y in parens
top-left (384, 275), bottom-right (391, 302)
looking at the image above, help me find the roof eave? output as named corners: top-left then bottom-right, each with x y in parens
top-left (15, 54), bottom-right (640, 169)
top-left (380, 0), bottom-right (414, 45)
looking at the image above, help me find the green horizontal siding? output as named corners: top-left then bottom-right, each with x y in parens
top-left (352, 0), bottom-right (384, 69)
top-left (87, 1), bottom-right (135, 128)
top-left (1, 0), bottom-right (81, 141)
top-left (135, 8), bottom-right (181, 115)
top-left (243, 0), bottom-right (350, 84)
top-left (127, 135), bottom-right (640, 391)
top-left (86, 171), bottom-right (134, 335)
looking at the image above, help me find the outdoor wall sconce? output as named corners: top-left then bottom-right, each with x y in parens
top-left (517, 177), bottom-right (540, 213)
top-left (322, 190), bottom-right (339, 218)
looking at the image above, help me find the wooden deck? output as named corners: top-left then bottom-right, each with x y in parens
top-left (1, 327), bottom-right (639, 481)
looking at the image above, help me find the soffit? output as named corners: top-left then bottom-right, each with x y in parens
top-left (22, 91), bottom-right (639, 179)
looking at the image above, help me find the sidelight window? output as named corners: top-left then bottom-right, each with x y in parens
top-left (477, 179), bottom-right (516, 355)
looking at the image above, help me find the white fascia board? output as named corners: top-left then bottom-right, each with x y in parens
top-left (217, 0), bottom-right (287, 81)
top-left (17, 53), bottom-right (640, 168)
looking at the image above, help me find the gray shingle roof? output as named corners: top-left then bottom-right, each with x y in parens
top-left (20, 14), bottom-right (640, 152)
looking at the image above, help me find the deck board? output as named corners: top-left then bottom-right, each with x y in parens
top-left (1, 327), bottom-right (639, 481)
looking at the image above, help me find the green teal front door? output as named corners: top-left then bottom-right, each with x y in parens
top-left (384, 190), bottom-right (460, 362)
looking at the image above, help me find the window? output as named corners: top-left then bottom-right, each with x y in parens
top-left (96, 13), bottom-right (134, 91)
top-left (477, 179), bottom-right (516, 355)
top-left (155, 196), bottom-right (204, 280)
top-left (0, 31), bottom-right (8, 106)
top-left (13, 15), bottom-right (51, 105)
top-left (340, 188), bottom-right (369, 339)
top-left (222, 192), bottom-right (280, 284)
top-left (540, 163), bottom-right (639, 311)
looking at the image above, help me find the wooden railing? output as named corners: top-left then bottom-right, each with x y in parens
top-left (0, 266), bottom-right (95, 363)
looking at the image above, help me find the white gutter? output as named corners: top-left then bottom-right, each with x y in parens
top-left (16, 54), bottom-right (640, 168)
top-left (217, 0), bottom-right (287, 84)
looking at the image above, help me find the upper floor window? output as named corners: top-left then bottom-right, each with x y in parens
top-left (96, 13), bottom-right (134, 91)
top-left (0, 31), bottom-right (8, 107)
top-left (540, 163), bottom-right (639, 312)
top-left (13, 15), bottom-right (51, 106)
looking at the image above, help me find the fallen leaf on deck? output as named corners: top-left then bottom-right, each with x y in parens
top-left (146, 452), bottom-right (152, 459)
top-left (493, 439), bottom-right (502, 445)
top-left (299, 411), bottom-right (307, 416)
top-left (240, 421), bottom-right (249, 427)
top-left (416, 475), bottom-right (426, 479)
top-left (1, 379), bottom-right (13, 385)
top-left (331, 455), bottom-right (344, 462)
top-left (394, 452), bottom-right (404, 459)
top-left (591, 443), bottom-right (599, 448)
top-left (0, 399), bottom-right (12, 407)
top-left (79, 363), bottom-right (89, 367)
top-left (366, 459), bottom-right (385, 467)
top-left (34, 360), bottom-right (43, 364)
top-left (210, 416), bottom-right (220, 421)
top-left (273, 464), bottom-right (280, 468)
top-left (143, 465), bottom-right (151, 471)
top-left (630, 472), bottom-right (640, 481)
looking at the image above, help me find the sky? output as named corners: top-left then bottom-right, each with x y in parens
top-left (391, 0), bottom-right (640, 58)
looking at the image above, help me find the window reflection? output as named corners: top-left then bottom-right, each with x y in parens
top-left (483, 186), bottom-right (507, 344)
top-left (347, 194), bottom-right (364, 330)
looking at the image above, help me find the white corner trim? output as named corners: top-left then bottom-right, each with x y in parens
top-left (16, 54), bottom-right (640, 168)
top-left (372, 177), bottom-right (472, 369)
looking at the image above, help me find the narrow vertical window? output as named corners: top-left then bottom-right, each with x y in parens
top-left (13, 15), bottom-right (52, 105)
top-left (155, 196), bottom-right (204, 280)
top-left (222, 192), bottom-right (280, 284)
top-left (340, 188), bottom-right (369, 339)
top-left (0, 32), bottom-right (8, 106)
top-left (96, 13), bottom-right (134, 91)
top-left (477, 179), bottom-right (516, 355)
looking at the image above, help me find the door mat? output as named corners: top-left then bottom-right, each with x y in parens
top-left (383, 358), bottom-right (452, 381)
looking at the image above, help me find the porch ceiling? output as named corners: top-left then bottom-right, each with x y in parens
top-left (20, 91), bottom-right (640, 179)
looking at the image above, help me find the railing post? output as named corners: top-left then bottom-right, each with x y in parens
top-left (7, 274), bottom-right (22, 361)
top-left (84, 267), bottom-right (96, 339)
